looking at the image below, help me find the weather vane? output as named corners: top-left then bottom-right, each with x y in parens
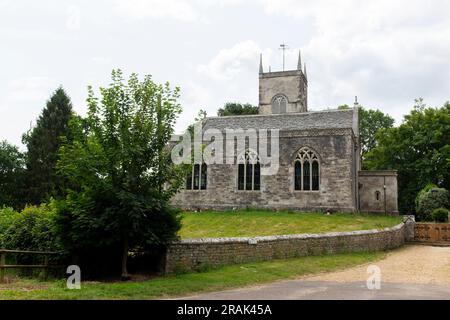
top-left (279, 43), bottom-right (289, 71)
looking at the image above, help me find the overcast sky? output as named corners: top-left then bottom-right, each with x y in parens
top-left (1, 0), bottom-right (450, 147)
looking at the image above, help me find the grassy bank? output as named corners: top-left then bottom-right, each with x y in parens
top-left (0, 251), bottom-right (384, 300)
top-left (179, 210), bottom-right (402, 238)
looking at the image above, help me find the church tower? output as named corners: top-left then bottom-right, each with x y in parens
top-left (258, 50), bottom-right (308, 115)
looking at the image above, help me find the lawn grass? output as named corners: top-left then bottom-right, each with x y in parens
top-left (0, 251), bottom-right (385, 300)
top-left (179, 210), bottom-right (402, 239)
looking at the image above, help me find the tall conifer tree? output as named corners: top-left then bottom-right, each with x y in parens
top-left (23, 87), bottom-right (73, 204)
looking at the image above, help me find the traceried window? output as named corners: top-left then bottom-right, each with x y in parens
top-left (186, 163), bottom-right (207, 190)
top-left (237, 150), bottom-right (261, 191)
top-left (294, 147), bottom-right (320, 191)
top-left (271, 94), bottom-right (287, 114)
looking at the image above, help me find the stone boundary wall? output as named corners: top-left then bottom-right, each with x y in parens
top-left (164, 222), bottom-right (406, 273)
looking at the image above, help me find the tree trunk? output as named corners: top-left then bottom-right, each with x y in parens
top-left (121, 235), bottom-right (130, 280)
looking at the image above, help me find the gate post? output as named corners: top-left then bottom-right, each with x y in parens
top-left (0, 252), bottom-right (5, 283)
top-left (403, 215), bottom-right (416, 242)
top-left (43, 255), bottom-right (49, 281)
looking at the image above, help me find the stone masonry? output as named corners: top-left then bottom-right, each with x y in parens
top-left (165, 222), bottom-right (407, 273)
top-left (259, 51), bottom-right (307, 114)
top-left (171, 110), bottom-right (360, 212)
top-left (170, 53), bottom-right (399, 213)
top-left (359, 171), bottom-right (399, 214)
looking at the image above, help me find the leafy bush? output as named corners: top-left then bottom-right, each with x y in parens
top-left (432, 208), bottom-right (449, 223)
top-left (415, 184), bottom-right (450, 221)
top-left (0, 202), bottom-right (60, 251)
top-left (0, 207), bottom-right (19, 247)
top-left (0, 207), bottom-right (18, 231)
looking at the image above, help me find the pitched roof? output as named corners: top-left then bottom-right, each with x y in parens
top-left (203, 108), bottom-right (355, 132)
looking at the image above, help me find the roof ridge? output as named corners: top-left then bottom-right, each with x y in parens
top-left (205, 108), bottom-right (353, 120)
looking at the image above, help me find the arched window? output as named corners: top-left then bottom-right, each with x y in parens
top-left (375, 191), bottom-right (381, 201)
top-left (201, 164), bottom-right (207, 190)
top-left (193, 164), bottom-right (200, 189)
top-left (186, 163), bottom-right (207, 190)
top-left (271, 94), bottom-right (287, 114)
top-left (294, 147), bottom-right (320, 191)
top-left (186, 169), bottom-right (193, 190)
top-left (238, 150), bottom-right (260, 191)
top-left (303, 160), bottom-right (310, 190)
top-left (312, 161), bottom-right (319, 191)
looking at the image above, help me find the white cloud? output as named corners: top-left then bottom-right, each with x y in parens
top-left (112, 0), bottom-right (247, 22)
top-left (0, 76), bottom-right (58, 147)
top-left (189, 0), bottom-right (450, 108)
top-left (197, 40), bottom-right (272, 81)
top-left (174, 82), bottom-right (212, 133)
top-left (91, 56), bottom-right (112, 65)
top-left (5, 76), bottom-right (57, 103)
top-left (0, 0), bottom-right (11, 8)
top-left (1, 0), bottom-right (449, 145)
top-left (113, 0), bottom-right (199, 21)
top-left (257, 0), bottom-right (450, 116)
top-left (182, 81), bottom-right (212, 106)
top-left (66, 5), bottom-right (81, 31)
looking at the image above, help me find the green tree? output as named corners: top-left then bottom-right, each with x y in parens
top-left (186, 109), bottom-right (208, 136)
top-left (338, 104), bottom-right (394, 162)
top-left (56, 70), bottom-right (184, 278)
top-left (0, 141), bottom-right (26, 209)
top-left (23, 87), bottom-right (74, 204)
top-left (195, 109), bottom-right (207, 121)
top-left (359, 107), bottom-right (395, 160)
top-left (365, 100), bottom-right (450, 213)
top-left (217, 102), bottom-right (259, 116)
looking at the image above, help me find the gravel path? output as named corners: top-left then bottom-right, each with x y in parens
top-left (304, 244), bottom-right (450, 285)
top-left (180, 245), bottom-right (450, 300)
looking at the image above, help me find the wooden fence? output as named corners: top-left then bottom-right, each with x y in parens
top-left (414, 223), bottom-right (450, 244)
top-left (0, 249), bottom-right (62, 283)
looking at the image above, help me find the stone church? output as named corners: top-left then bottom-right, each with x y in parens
top-left (172, 52), bottom-right (399, 214)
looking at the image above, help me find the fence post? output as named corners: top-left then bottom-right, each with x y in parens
top-left (43, 255), bottom-right (49, 281)
top-left (0, 252), bottom-right (5, 283)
